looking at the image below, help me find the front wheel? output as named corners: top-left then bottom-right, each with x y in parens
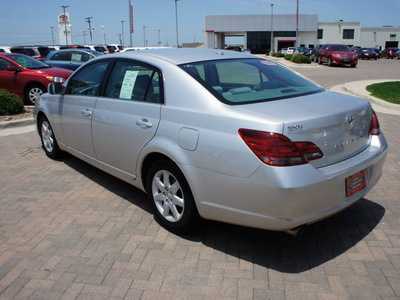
top-left (350, 63), bottom-right (357, 68)
top-left (39, 117), bottom-right (63, 159)
top-left (146, 160), bottom-right (200, 233)
top-left (327, 57), bottom-right (333, 67)
top-left (25, 84), bottom-right (45, 105)
top-left (318, 56), bottom-right (322, 64)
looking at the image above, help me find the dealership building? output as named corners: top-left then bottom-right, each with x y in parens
top-left (204, 14), bottom-right (400, 53)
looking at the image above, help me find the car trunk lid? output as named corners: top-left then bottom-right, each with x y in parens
top-left (234, 91), bottom-right (373, 168)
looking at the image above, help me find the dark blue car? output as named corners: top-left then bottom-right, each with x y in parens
top-left (44, 49), bottom-right (103, 71)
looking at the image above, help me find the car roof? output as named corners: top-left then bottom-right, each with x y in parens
top-left (109, 48), bottom-right (255, 65)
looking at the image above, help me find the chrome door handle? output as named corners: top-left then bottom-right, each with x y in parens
top-left (136, 119), bottom-right (153, 128)
top-left (81, 109), bottom-right (92, 117)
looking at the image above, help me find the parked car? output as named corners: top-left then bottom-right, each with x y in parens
top-left (372, 48), bottom-right (381, 58)
top-left (44, 49), bottom-right (103, 70)
top-left (318, 44), bottom-right (358, 67)
top-left (285, 47), bottom-right (296, 54)
top-left (0, 46), bottom-right (11, 53)
top-left (10, 46), bottom-right (41, 59)
top-left (381, 47), bottom-right (399, 59)
top-left (93, 45), bottom-right (110, 54)
top-left (310, 44), bottom-right (324, 62)
top-left (397, 50), bottom-right (400, 59)
top-left (36, 46), bottom-right (59, 60)
top-left (0, 53), bottom-right (72, 104)
top-left (34, 49), bottom-right (387, 234)
top-left (356, 48), bottom-right (379, 60)
top-left (297, 47), bottom-right (310, 56)
top-left (280, 48), bottom-right (288, 54)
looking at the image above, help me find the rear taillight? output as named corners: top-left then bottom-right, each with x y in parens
top-left (369, 110), bottom-right (380, 136)
top-left (238, 129), bottom-right (323, 167)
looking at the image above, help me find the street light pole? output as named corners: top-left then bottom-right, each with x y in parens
top-left (296, 0), bottom-right (299, 52)
top-left (51, 26), bottom-right (56, 46)
top-left (121, 20), bottom-right (126, 46)
top-left (61, 5), bottom-right (69, 46)
top-left (175, 0), bottom-right (181, 47)
top-left (143, 26), bottom-right (147, 47)
top-left (270, 3), bottom-right (274, 54)
top-left (158, 29), bottom-right (162, 47)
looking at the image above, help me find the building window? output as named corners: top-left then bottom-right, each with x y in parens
top-left (343, 29), bottom-right (354, 39)
top-left (317, 29), bottom-right (323, 39)
top-left (390, 34), bottom-right (396, 38)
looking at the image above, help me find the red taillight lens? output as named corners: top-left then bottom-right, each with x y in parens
top-left (369, 110), bottom-right (380, 136)
top-left (238, 129), bottom-right (323, 167)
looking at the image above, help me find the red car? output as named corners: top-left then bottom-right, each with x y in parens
top-left (0, 53), bottom-right (73, 104)
top-left (381, 47), bottom-right (399, 59)
top-left (317, 44), bottom-right (358, 67)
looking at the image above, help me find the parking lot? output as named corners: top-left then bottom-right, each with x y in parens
top-left (0, 58), bottom-right (399, 299)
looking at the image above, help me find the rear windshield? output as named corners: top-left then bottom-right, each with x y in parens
top-left (180, 58), bottom-right (323, 105)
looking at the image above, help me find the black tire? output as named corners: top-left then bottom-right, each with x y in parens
top-left (350, 63), bottom-right (357, 68)
top-left (25, 83), bottom-right (45, 105)
top-left (318, 56), bottom-right (322, 64)
top-left (39, 117), bottom-right (63, 159)
top-left (327, 57), bottom-right (332, 67)
top-left (146, 159), bottom-right (200, 233)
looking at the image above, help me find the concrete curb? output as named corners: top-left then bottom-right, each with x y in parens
top-left (0, 117), bottom-right (34, 129)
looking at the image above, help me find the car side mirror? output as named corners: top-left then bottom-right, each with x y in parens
top-left (7, 65), bottom-right (19, 72)
top-left (48, 82), bottom-right (64, 95)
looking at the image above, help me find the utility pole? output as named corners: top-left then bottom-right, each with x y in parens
top-left (61, 5), bottom-right (69, 46)
top-left (158, 29), bottom-right (162, 47)
top-left (121, 20), bottom-right (126, 46)
top-left (85, 17), bottom-right (94, 44)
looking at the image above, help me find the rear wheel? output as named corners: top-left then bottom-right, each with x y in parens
top-left (39, 117), bottom-right (63, 159)
top-left (318, 56), bottom-right (322, 64)
top-left (146, 160), bottom-right (200, 233)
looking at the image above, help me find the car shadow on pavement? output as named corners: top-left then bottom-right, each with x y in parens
top-left (185, 198), bottom-right (385, 273)
top-left (62, 155), bottom-right (385, 274)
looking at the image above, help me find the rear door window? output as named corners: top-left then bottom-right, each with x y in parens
top-left (104, 60), bottom-right (162, 103)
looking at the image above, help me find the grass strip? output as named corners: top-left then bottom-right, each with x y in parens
top-left (366, 81), bottom-right (400, 105)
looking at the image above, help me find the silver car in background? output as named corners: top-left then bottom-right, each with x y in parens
top-left (34, 49), bottom-right (388, 234)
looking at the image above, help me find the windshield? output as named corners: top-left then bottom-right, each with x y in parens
top-left (8, 54), bottom-right (51, 69)
top-left (331, 45), bottom-right (351, 52)
top-left (180, 58), bottom-right (323, 105)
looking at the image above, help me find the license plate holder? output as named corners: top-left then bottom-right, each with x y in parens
top-left (346, 169), bottom-right (367, 197)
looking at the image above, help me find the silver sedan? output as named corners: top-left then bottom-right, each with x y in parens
top-left (34, 48), bottom-right (388, 234)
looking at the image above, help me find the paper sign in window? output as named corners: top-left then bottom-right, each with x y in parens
top-left (71, 54), bottom-right (82, 61)
top-left (119, 70), bottom-right (139, 99)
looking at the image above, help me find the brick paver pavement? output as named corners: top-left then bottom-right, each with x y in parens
top-left (0, 117), bottom-right (399, 299)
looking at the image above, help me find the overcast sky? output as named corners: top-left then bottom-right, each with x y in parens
top-left (0, 0), bottom-right (399, 47)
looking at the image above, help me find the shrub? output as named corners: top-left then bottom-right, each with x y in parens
top-left (285, 54), bottom-right (293, 61)
top-left (291, 54), bottom-right (311, 64)
top-left (273, 52), bottom-right (285, 58)
top-left (0, 89), bottom-right (24, 115)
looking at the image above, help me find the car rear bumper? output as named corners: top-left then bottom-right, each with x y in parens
top-left (186, 133), bottom-right (388, 231)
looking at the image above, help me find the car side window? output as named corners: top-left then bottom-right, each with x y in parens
top-left (51, 51), bottom-right (70, 61)
top-left (65, 61), bottom-right (109, 96)
top-left (0, 58), bottom-right (13, 71)
top-left (104, 60), bottom-right (162, 103)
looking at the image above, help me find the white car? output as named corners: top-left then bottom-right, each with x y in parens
top-left (286, 47), bottom-right (296, 54)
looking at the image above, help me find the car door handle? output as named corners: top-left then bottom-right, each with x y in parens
top-left (136, 119), bottom-right (153, 128)
top-left (81, 109), bottom-right (92, 117)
